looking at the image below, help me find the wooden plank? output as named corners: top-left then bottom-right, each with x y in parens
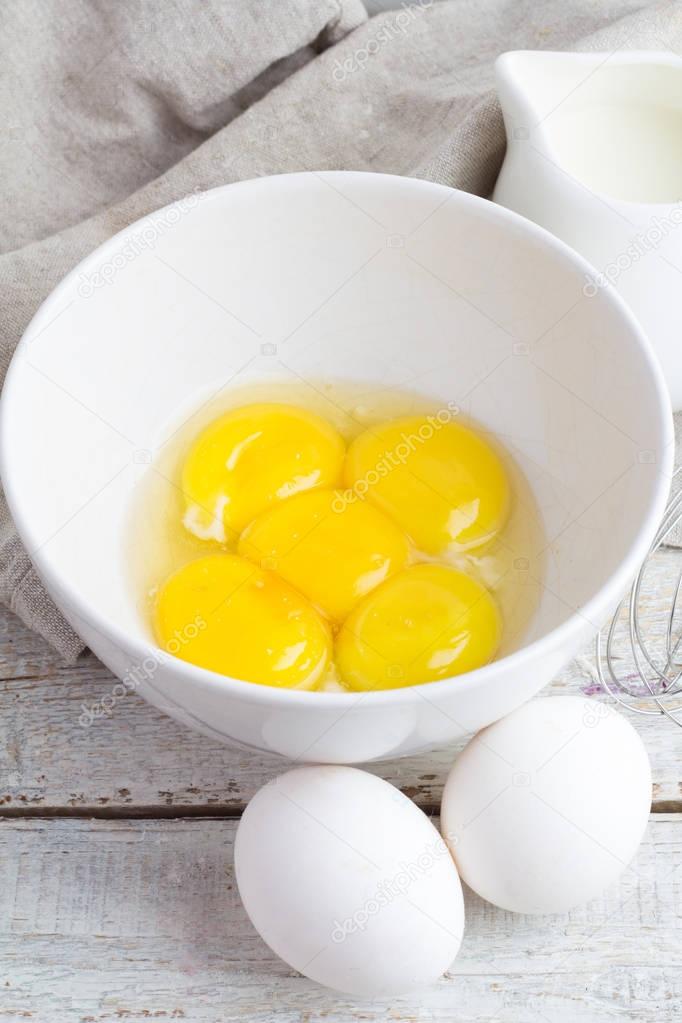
top-left (2, 549), bottom-right (682, 814)
top-left (0, 816), bottom-right (681, 1022)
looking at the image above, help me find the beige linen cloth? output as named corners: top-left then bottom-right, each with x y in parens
top-left (1, 0), bottom-right (680, 661)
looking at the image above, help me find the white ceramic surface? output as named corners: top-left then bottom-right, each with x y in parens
top-left (493, 50), bottom-right (682, 410)
top-left (0, 172), bottom-right (673, 761)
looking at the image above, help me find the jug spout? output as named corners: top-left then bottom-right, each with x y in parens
top-left (496, 50), bottom-right (610, 134)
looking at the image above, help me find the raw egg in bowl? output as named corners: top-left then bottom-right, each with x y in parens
top-left (0, 172), bottom-right (672, 761)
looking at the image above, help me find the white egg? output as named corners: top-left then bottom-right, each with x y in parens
top-left (441, 695), bottom-right (651, 914)
top-left (235, 765), bottom-right (464, 996)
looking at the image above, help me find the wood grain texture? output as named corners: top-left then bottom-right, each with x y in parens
top-left (1, 815), bottom-right (681, 1022)
top-left (2, 550), bottom-right (682, 814)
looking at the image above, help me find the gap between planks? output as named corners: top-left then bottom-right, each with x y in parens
top-left (1, 800), bottom-right (681, 820)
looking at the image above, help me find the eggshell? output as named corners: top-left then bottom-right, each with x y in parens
top-left (441, 695), bottom-right (651, 914)
top-left (235, 766), bottom-right (464, 996)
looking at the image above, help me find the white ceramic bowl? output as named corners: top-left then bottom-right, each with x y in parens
top-left (0, 172), bottom-right (673, 762)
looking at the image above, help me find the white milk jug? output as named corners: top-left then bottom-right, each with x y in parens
top-left (493, 50), bottom-right (682, 409)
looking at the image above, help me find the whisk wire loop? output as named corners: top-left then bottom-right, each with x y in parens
top-left (596, 466), bottom-right (682, 726)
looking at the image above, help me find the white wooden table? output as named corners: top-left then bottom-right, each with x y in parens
top-left (2, 549), bottom-right (682, 1022)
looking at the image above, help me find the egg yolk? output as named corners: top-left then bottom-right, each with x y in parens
top-left (238, 489), bottom-right (410, 622)
top-left (155, 554), bottom-right (331, 688)
top-left (181, 403), bottom-right (345, 544)
top-left (336, 564), bottom-right (501, 691)
top-left (343, 415), bottom-right (509, 554)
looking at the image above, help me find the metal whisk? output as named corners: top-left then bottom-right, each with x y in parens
top-left (596, 466), bottom-right (682, 727)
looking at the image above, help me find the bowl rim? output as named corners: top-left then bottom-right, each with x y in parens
top-left (0, 170), bottom-right (674, 710)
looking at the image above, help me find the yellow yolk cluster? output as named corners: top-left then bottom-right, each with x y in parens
top-left (154, 404), bottom-right (509, 690)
